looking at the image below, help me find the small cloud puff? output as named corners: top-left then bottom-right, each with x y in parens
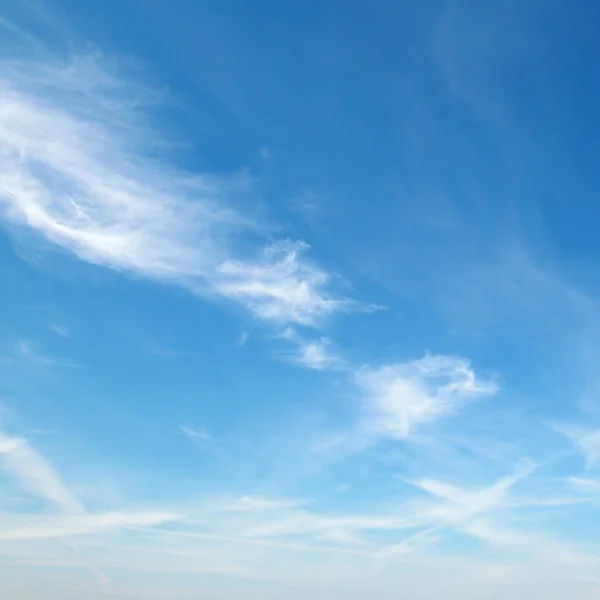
top-left (355, 354), bottom-right (498, 439)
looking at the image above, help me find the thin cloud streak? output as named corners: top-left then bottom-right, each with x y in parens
top-left (48, 324), bottom-right (70, 338)
top-left (179, 426), bottom-right (211, 446)
top-left (0, 431), bottom-right (83, 513)
top-left (14, 340), bottom-right (80, 369)
top-left (552, 425), bottom-right (600, 467)
top-left (0, 511), bottom-right (179, 540)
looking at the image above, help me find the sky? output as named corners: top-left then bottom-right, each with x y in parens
top-left (2, 0), bottom-right (600, 598)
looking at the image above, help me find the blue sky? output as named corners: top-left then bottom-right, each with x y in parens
top-left (2, 0), bottom-right (600, 598)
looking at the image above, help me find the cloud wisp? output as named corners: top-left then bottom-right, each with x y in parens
top-left (0, 431), bottom-right (83, 514)
top-left (275, 338), bottom-right (497, 448)
top-left (14, 340), bottom-right (80, 369)
top-left (4, 459), bottom-right (597, 586)
top-left (279, 328), bottom-right (344, 370)
top-left (552, 425), bottom-right (600, 467)
top-left (1, 422), bottom-right (599, 593)
top-left (179, 426), bottom-right (211, 446)
top-left (0, 427), bottom-right (178, 551)
top-left (0, 511), bottom-right (178, 541)
top-left (354, 354), bottom-right (498, 440)
top-left (0, 54), bottom-right (356, 329)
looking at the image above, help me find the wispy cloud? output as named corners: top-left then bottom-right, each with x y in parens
top-left (237, 330), bottom-right (250, 346)
top-left (0, 431), bottom-right (83, 513)
top-left (0, 511), bottom-right (178, 541)
top-left (280, 328), bottom-right (343, 370)
top-left (568, 477), bottom-right (600, 494)
top-left (290, 190), bottom-right (321, 223)
top-left (0, 54), bottom-right (357, 329)
top-left (277, 344), bottom-right (496, 450)
top-left (375, 461), bottom-right (579, 567)
top-left (295, 337), bottom-right (340, 370)
top-left (0, 460), bottom-right (599, 588)
top-left (211, 495), bottom-right (309, 513)
top-left (14, 340), bottom-right (79, 368)
top-left (354, 354), bottom-right (498, 439)
top-left (214, 241), bottom-right (353, 326)
top-left (552, 425), bottom-right (600, 467)
top-left (410, 458), bottom-right (536, 518)
top-left (48, 324), bottom-right (70, 338)
top-left (179, 426), bottom-right (211, 446)
top-left (259, 146), bottom-right (272, 161)
top-left (0, 424), bottom-right (178, 585)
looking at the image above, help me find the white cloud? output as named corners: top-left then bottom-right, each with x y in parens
top-left (290, 190), bottom-right (321, 222)
top-left (394, 463), bottom-right (600, 573)
top-left (552, 426), bottom-right (600, 467)
top-left (236, 510), bottom-right (423, 543)
top-left (0, 431), bottom-right (83, 513)
top-left (14, 340), bottom-right (79, 368)
top-left (0, 54), bottom-right (355, 328)
top-left (49, 324), bottom-right (70, 337)
top-left (237, 331), bottom-right (250, 346)
top-left (280, 329), bottom-right (343, 370)
top-left (185, 494), bottom-right (428, 546)
top-left (294, 338), bottom-right (339, 370)
top-left (215, 241), bottom-right (351, 326)
top-left (179, 426), bottom-right (211, 446)
top-left (0, 511), bottom-right (178, 540)
top-left (211, 495), bottom-right (309, 513)
top-left (146, 467), bottom-right (543, 563)
top-left (1, 478), bottom-right (599, 589)
top-left (259, 146), bottom-right (272, 161)
top-left (411, 458), bottom-right (536, 519)
top-left (568, 477), bottom-right (600, 493)
top-left (355, 354), bottom-right (497, 439)
top-left (372, 461), bottom-right (560, 566)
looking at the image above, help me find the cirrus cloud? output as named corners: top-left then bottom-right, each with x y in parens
top-left (355, 354), bottom-right (498, 439)
top-left (0, 53), bottom-right (358, 329)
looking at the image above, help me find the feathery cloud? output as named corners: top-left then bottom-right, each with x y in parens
top-left (48, 324), bottom-right (70, 338)
top-left (179, 426), bottom-right (211, 446)
top-left (294, 337), bottom-right (339, 370)
top-left (280, 328), bottom-right (343, 370)
top-left (0, 431), bottom-right (83, 513)
top-left (411, 458), bottom-right (536, 518)
top-left (552, 426), bottom-right (600, 467)
top-left (568, 477), bottom-right (600, 494)
top-left (0, 511), bottom-right (178, 540)
top-left (14, 340), bottom-right (79, 368)
top-left (355, 354), bottom-right (498, 439)
top-left (214, 241), bottom-right (351, 326)
top-left (0, 54), bottom-right (355, 329)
